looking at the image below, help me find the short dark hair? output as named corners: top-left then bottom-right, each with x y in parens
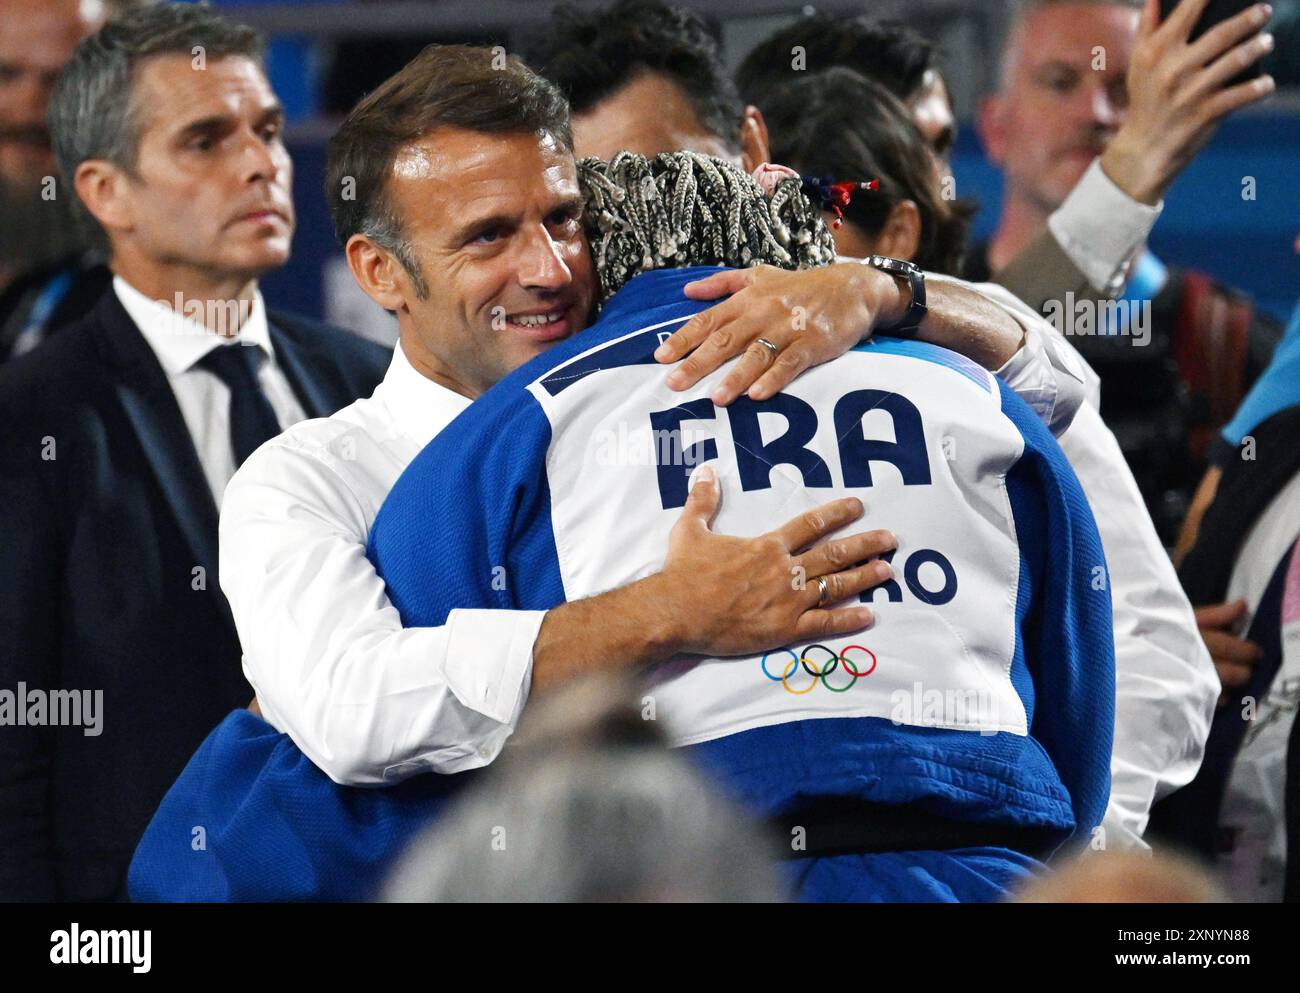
top-left (325, 43), bottom-right (571, 299)
top-left (48, 2), bottom-right (265, 247)
top-left (526, 0), bottom-right (743, 152)
top-left (736, 14), bottom-right (939, 112)
top-left (763, 68), bottom-right (972, 275)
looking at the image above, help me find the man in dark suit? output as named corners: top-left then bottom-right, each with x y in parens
top-left (0, 3), bottom-right (389, 901)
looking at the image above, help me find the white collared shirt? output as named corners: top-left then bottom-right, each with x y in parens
top-left (115, 276), bottom-right (307, 507)
top-left (941, 276), bottom-right (1216, 850)
top-left (219, 343), bottom-right (545, 785)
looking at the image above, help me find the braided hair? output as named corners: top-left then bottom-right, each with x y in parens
top-left (578, 151), bottom-right (837, 304)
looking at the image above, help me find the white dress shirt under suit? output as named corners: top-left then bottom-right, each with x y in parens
top-left (1049, 159), bottom-right (1162, 297)
top-left (115, 276), bottom-right (307, 507)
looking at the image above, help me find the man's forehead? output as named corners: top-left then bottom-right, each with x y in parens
top-left (1009, 2), bottom-right (1139, 74)
top-left (135, 53), bottom-right (276, 129)
top-left (392, 127), bottom-right (577, 194)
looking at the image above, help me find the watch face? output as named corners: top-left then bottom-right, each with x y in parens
top-left (870, 255), bottom-right (913, 275)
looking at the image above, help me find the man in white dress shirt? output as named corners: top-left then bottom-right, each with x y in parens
top-left (218, 42), bottom-right (1092, 800)
top-left (0, 3), bottom-right (390, 901)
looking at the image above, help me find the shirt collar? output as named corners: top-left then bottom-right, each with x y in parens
top-left (376, 341), bottom-right (472, 448)
top-left (113, 275), bottom-right (273, 377)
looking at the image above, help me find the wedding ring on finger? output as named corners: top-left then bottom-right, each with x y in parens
top-left (755, 337), bottom-right (780, 363)
top-left (816, 575), bottom-right (830, 605)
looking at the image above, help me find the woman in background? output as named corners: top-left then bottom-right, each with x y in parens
top-left (763, 66), bottom-right (973, 275)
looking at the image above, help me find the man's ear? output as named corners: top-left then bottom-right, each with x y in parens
top-left (74, 160), bottom-right (132, 238)
top-left (977, 94), bottom-right (1007, 166)
top-left (738, 105), bottom-right (771, 173)
top-left (346, 234), bottom-right (409, 314)
top-left (874, 200), bottom-right (922, 263)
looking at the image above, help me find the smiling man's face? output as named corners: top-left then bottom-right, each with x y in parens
top-left (385, 126), bottom-right (596, 397)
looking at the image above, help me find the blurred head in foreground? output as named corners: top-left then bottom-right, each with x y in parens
top-left (380, 673), bottom-right (787, 902)
top-left (1012, 850), bottom-right (1225, 903)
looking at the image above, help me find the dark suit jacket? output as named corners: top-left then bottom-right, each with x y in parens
top-left (0, 288), bottom-right (390, 901)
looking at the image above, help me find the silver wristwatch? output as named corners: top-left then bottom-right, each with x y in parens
top-left (862, 255), bottom-right (927, 337)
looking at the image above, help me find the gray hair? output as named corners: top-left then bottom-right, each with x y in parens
top-left (48, 1), bottom-right (265, 247)
top-left (578, 151), bottom-right (837, 303)
top-left (379, 672), bottom-right (787, 903)
top-left (380, 746), bottom-right (787, 903)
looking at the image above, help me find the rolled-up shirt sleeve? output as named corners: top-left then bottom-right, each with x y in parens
top-left (940, 275), bottom-right (1090, 437)
top-left (219, 431), bottom-right (543, 786)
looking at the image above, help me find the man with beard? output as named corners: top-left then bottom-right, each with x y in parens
top-left (0, 0), bottom-right (124, 360)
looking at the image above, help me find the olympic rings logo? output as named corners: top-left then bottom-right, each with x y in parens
top-left (760, 644), bottom-right (878, 694)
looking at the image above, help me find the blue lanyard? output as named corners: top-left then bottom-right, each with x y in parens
top-left (10, 268), bottom-right (75, 358)
top-left (1103, 251), bottom-right (1168, 335)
